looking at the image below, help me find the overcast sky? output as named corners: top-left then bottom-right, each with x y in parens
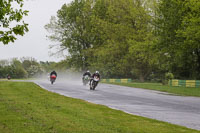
top-left (0, 0), bottom-right (72, 62)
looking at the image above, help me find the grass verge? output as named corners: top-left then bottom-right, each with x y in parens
top-left (102, 82), bottom-right (200, 97)
top-left (0, 81), bottom-right (199, 133)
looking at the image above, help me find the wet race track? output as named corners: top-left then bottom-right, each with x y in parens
top-left (34, 79), bottom-right (200, 130)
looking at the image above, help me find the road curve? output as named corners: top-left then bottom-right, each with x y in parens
top-left (34, 79), bottom-right (200, 130)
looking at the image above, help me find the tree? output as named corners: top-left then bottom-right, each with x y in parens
top-left (45, 0), bottom-right (158, 81)
top-left (0, 0), bottom-right (28, 44)
top-left (155, 0), bottom-right (200, 79)
top-left (21, 57), bottom-right (44, 77)
top-left (86, 0), bottom-right (157, 80)
top-left (176, 0), bottom-right (200, 79)
top-left (11, 59), bottom-right (28, 78)
top-left (45, 0), bottom-right (94, 71)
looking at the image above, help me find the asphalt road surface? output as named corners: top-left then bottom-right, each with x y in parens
top-left (35, 79), bottom-right (200, 130)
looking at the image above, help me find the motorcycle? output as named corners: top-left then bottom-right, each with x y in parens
top-left (82, 75), bottom-right (90, 85)
top-left (50, 74), bottom-right (57, 84)
top-left (90, 76), bottom-right (100, 90)
top-left (7, 75), bottom-right (11, 80)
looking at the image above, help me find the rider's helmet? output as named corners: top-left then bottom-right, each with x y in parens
top-left (95, 71), bottom-right (99, 74)
top-left (87, 70), bottom-right (90, 73)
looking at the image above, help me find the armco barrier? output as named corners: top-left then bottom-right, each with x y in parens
top-left (169, 80), bottom-right (200, 87)
top-left (102, 79), bottom-right (132, 83)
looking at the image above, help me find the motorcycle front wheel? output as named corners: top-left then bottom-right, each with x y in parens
top-left (92, 81), bottom-right (96, 90)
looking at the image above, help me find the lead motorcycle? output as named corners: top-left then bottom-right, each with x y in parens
top-left (90, 76), bottom-right (100, 90)
top-left (50, 74), bottom-right (57, 84)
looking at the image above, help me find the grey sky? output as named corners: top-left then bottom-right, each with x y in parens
top-left (0, 0), bottom-right (72, 62)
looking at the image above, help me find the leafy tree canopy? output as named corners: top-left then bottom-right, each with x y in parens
top-left (45, 0), bottom-right (200, 80)
top-left (0, 0), bottom-right (28, 44)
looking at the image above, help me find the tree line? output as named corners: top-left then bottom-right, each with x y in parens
top-left (0, 58), bottom-right (60, 79)
top-left (45, 0), bottom-right (200, 82)
top-left (1, 0), bottom-right (199, 81)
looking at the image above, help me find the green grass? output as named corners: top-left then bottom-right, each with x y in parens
top-left (0, 78), bottom-right (35, 81)
top-left (102, 82), bottom-right (200, 97)
top-left (0, 81), bottom-right (199, 133)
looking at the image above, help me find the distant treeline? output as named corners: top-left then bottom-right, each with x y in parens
top-left (0, 58), bottom-right (59, 79)
top-left (45, 0), bottom-right (200, 81)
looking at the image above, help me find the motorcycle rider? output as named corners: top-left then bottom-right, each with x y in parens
top-left (7, 74), bottom-right (11, 80)
top-left (90, 71), bottom-right (100, 85)
top-left (82, 70), bottom-right (91, 82)
top-left (50, 71), bottom-right (57, 78)
top-left (83, 70), bottom-right (91, 77)
top-left (50, 71), bottom-right (57, 84)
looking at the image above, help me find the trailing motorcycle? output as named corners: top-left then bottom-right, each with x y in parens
top-left (7, 75), bottom-right (11, 80)
top-left (50, 74), bottom-right (57, 84)
top-left (90, 76), bottom-right (100, 90)
top-left (82, 75), bottom-right (90, 85)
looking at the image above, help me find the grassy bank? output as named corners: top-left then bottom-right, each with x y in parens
top-left (0, 81), bottom-right (199, 133)
top-left (102, 82), bottom-right (200, 97)
top-left (0, 78), bottom-right (35, 81)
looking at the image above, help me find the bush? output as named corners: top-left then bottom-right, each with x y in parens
top-left (162, 73), bottom-right (174, 85)
top-left (165, 72), bottom-right (174, 81)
